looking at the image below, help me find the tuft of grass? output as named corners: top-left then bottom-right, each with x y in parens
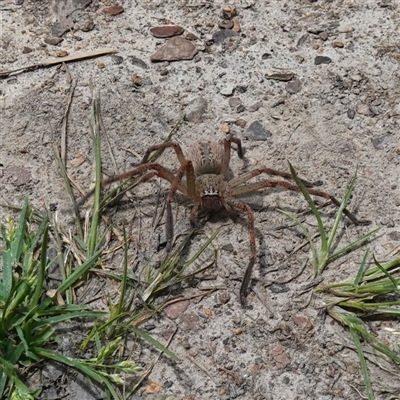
top-left (316, 252), bottom-right (400, 399)
top-left (279, 164), bottom-right (400, 399)
top-left (0, 198), bottom-right (128, 400)
top-left (279, 164), bottom-right (379, 275)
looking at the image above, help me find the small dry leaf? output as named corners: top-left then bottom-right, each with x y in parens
top-left (145, 381), bottom-right (161, 394)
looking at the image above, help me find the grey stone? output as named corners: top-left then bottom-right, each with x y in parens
top-left (314, 56), bottom-right (332, 65)
top-left (185, 97), bottom-right (207, 123)
top-left (212, 29), bottom-right (239, 44)
top-left (246, 121), bottom-right (272, 141)
top-left (286, 78), bottom-right (302, 94)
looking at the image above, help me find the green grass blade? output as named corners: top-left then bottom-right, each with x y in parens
top-left (30, 226), bottom-right (48, 311)
top-left (34, 311), bottom-right (106, 328)
top-left (328, 228), bottom-right (380, 263)
top-left (372, 255), bottom-right (398, 289)
top-left (56, 249), bottom-right (102, 294)
top-left (54, 147), bottom-right (84, 238)
top-left (10, 197), bottom-right (29, 265)
top-left (117, 227), bottom-right (129, 315)
top-left (289, 162), bottom-right (327, 251)
top-left (325, 172), bottom-right (357, 252)
top-left (349, 326), bottom-right (375, 400)
top-left (87, 95), bottom-right (103, 257)
top-left (131, 326), bottom-right (178, 360)
top-left (354, 250), bottom-right (370, 288)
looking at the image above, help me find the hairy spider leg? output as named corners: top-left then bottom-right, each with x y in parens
top-left (230, 180), bottom-right (370, 225)
top-left (141, 141), bottom-right (187, 166)
top-left (224, 196), bottom-right (256, 307)
top-left (165, 160), bottom-right (196, 251)
top-left (229, 167), bottom-right (323, 189)
top-left (78, 163), bottom-right (187, 206)
top-left (220, 135), bottom-right (244, 177)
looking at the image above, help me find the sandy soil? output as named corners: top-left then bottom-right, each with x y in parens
top-left (1, 0), bottom-right (400, 399)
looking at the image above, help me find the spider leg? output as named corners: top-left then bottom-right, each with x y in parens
top-left (229, 167), bottom-right (323, 189)
top-left (230, 180), bottom-right (370, 225)
top-left (165, 160), bottom-right (196, 251)
top-left (141, 141), bottom-right (187, 166)
top-left (221, 135), bottom-right (244, 176)
top-left (79, 163), bottom-right (186, 206)
top-left (224, 196), bottom-right (256, 307)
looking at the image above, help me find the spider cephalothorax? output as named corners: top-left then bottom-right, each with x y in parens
top-left (80, 135), bottom-right (369, 306)
top-left (196, 174), bottom-right (226, 213)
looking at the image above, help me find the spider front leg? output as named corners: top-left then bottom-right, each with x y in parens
top-left (165, 160), bottom-right (196, 252)
top-left (225, 196), bottom-right (256, 307)
top-left (141, 141), bottom-right (187, 166)
top-left (78, 163), bottom-right (184, 207)
top-left (221, 134), bottom-right (244, 177)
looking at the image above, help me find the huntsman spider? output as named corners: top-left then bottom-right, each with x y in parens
top-left (80, 135), bottom-right (369, 306)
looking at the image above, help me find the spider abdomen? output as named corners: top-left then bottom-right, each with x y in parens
top-left (189, 142), bottom-right (225, 175)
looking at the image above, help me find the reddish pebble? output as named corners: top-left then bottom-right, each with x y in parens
top-left (163, 300), bottom-right (190, 319)
top-left (333, 41), bottom-right (344, 48)
top-left (150, 25), bottom-right (184, 38)
top-left (151, 36), bottom-right (198, 62)
top-left (102, 5), bottom-right (124, 16)
top-left (185, 32), bottom-right (199, 41)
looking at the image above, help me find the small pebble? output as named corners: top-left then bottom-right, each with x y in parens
top-left (221, 6), bottom-right (237, 19)
top-left (248, 101), bottom-right (262, 112)
top-left (212, 29), bottom-right (239, 44)
top-left (220, 85), bottom-right (235, 96)
top-left (347, 108), bottom-right (356, 119)
top-left (221, 124), bottom-right (230, 133)
top-left (314, 55), bottom-right (332, 65)
top-left (235, 118), bottom-right (247, 128)
top-left (286, 78), bottom-right (301, 94)
top-left (44, 36), bottom-right (63, 45)
top-left (356, 103), bottom-right (372, 116)
top-left (151, 36), bottom-right (198, 61)
top-left (229, 97), bottom-right (241, 109)
top-left (319, 31), bottom-right (328, 41)
top-left (185, 97), bottom-right (207, 123)
top-left (22, 46), bottom-right (32, 53)
top-left (97, 62), bottom-right (105, 69)
top-left (102, 5), bottom-right (124, 15)
top-left (150, 25), bottom-right (184, 38)
top-left (130, 74), bottom-right (143, 85)
top-left (233, 17), bottom-right (241, 32)
top-left (56, 50), bottom-right (68, 57)
top-left (333, 41), bottom-right (344, 48)
top-left (219, 291), bottom-right (231, 304)
top-left (219, 20), bottom-right (234, 29)
top-left (246, 121), bottom-right (271, 141)
top-left (185, 32), bottom-right (198, 41)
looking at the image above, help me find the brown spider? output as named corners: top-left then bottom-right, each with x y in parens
top-left (80, 135), bottom-right (369, 306)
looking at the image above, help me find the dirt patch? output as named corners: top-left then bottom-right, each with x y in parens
top-left (1, 0), bottom-right (400, 399)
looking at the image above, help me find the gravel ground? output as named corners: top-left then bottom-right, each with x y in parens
top-left (1, 1), bottom-right (400, 399)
